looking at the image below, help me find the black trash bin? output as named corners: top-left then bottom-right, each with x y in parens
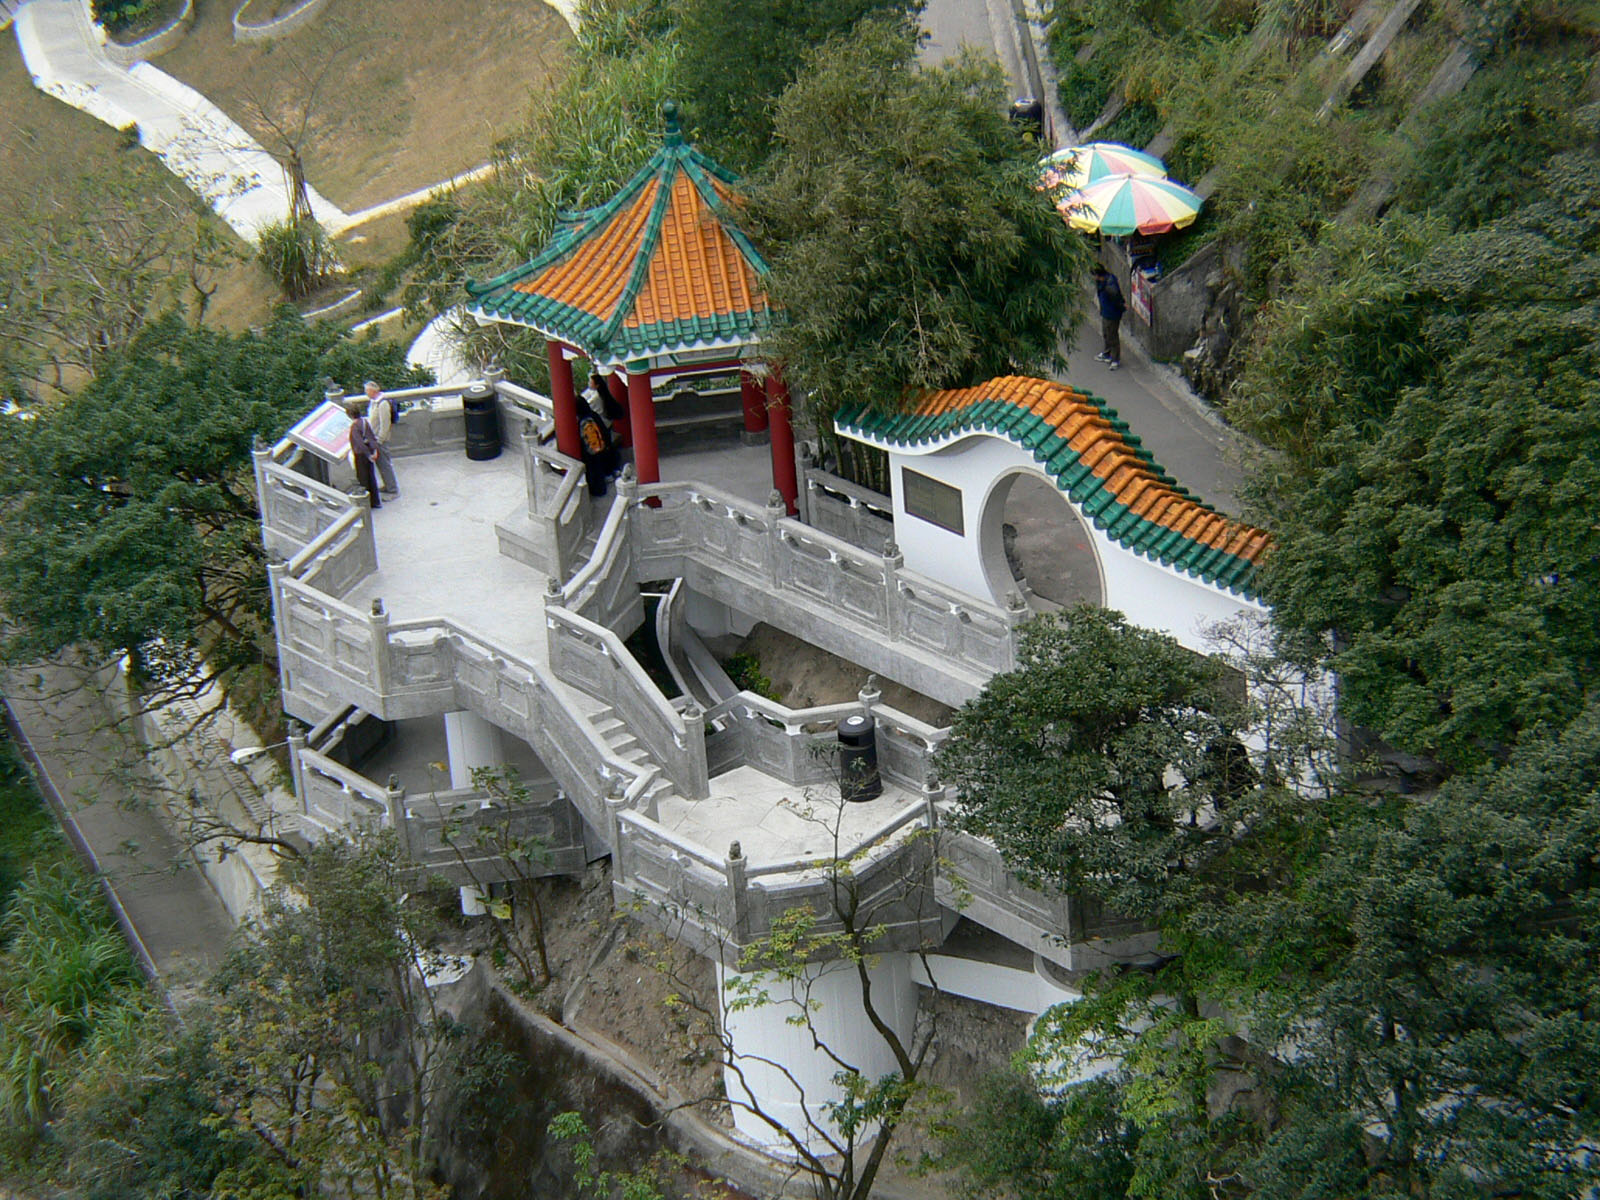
top-left (1010, 97), bottom-right (1044, 141)
top-left (838, 714), bottom-right (882, 802)
top-left (462, 381), bottom-right (502, 461)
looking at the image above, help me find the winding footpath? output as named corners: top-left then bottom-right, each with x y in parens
top-left (14, 0), bottom-right (349, 240)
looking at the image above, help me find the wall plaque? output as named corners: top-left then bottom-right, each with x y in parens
top-left (902, 468), bottom-right (964, 536)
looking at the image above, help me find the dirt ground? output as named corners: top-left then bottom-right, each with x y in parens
top-left (0, 37), bottom-right (305, 337)
top-left (157, 0), bottom-right (573, 210)
top-left (513, 864), bottom-right (1032, 1200)
top-left (730, 624), bottom-right (957, 727)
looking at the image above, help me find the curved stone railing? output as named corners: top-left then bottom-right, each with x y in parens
top-left (290, 745), bottom-right (587, 886)
top-left (802, 467), bottom-right (894, 552)
top-left (503, 441), bottom-right (591, 577)
top-left (269, 571), bottom-right (668, 845)
top-left (254, 447), bottom-right (358, 560)
top-left (633, 482), bottom-right (1025, 705)
top-left (615, 788), bottom-right (945, 961)
top-left (557, 474), bottom-right (642, 630)
top-left (286, 505), bottom-right (375, 598)
top-left (701, 691), bottom-right (944, 792)
top-left (232, 0), bottom-right (329, 42)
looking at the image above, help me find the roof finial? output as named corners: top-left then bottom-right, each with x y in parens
top-left (663, 101), bottom-right (683, 147)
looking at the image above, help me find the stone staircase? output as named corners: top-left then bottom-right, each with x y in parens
top-left (589, 703), bottom-right (676, 810)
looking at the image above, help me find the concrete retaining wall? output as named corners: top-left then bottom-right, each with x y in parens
top-left (98, 0), bottom-right (194, 64)
top-left (233, 0), bottom-right (329, 42)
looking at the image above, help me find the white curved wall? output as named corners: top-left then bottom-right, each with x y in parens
top-left (719, 953), bottom-right (919, 1156)
top-left (886, 435), bottom-right (1264, 655)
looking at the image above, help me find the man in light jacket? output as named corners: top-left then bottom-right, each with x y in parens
top-left (365, 380), bottom-right (400, 497)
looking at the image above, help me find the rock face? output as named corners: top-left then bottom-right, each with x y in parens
top-left (433, 981), bottom-right (683, 1200)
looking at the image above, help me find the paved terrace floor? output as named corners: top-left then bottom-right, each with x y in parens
top-left (338, 438), bottom-right (916, 867)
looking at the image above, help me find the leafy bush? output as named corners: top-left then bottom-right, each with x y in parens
top-left (255, 216), bottom-right (336, 299)
top-left (1390, 51), bottom-right (1589, 230)
top-left (90, 0), bottom-right (153, 32)
top-left (1056, 55), bottom-right (1120, 130)
top-left (1098, 98), bottom-right (1162, 148)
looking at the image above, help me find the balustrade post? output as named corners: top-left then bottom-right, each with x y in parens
top-left (386, 775), bottom-right (412, 858)
top-left (857, 674), bottom-right (881, 717)
top-left (605, 780), bottom-right (628, 869)
top-left (725, 840), bottom-right (749, 944)
top-left (368, 598), bottom-right (391, 700)
top-left (1004, 590), bottom-right (1029, 669)
top-left (922, 774), bottom-right (943, 830)
top-left (543, 581), bottom-right (566, 662)
top-left (266, 558), bottom-right (290, 665)
top-left (882, 540), bottom-right (904, 641)
top-left (287, 727), bottom-right (308, 816)
top-left (682, 704), bottom-right (708, 800)
top-left (251, 436), bottom-right (272, 536)
top-left (765, 489), bottom-right (786, 591)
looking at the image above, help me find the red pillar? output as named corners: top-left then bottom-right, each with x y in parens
top-left (766, 371), bottom-right (798, 515)
top-left (547, 341), bottom-right (580, 459)
top-left (739, 370), bottom-right (769, 439)
top-left (628, 367), bottom-right (660, 488)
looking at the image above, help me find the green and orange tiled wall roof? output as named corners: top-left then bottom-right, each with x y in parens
top-left (835, 376), bottom-right (1271, 595)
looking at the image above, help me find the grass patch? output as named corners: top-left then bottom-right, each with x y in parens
top-left (157, 0), bottom-right (575, 212)
top-left (0, 730), bottom-right (67, 921)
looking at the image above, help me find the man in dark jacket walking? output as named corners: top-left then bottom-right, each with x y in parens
top-left (1092, 265), bottom-right (1125, 370)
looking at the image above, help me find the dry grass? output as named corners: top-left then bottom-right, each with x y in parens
top-left (0, 33), bottom-right (127, 195)
top-left (158, 0), bottom-right (574, 211)
top-left (0, 35), bottom-right (276, 331)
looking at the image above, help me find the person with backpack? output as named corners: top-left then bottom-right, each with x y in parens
top-left (1092, 265), bottom-right (1125, 371)
top-left (576, 388), bottom-right (621, 498)
top-left (364, 380), bottom-right (400, 497)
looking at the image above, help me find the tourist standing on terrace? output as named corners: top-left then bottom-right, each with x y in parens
top-left (346, 399), bottom-right (382, 509)
top-left (364, 380), bottom-right (400, 497)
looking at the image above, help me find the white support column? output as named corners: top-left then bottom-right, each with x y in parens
top-left (444, 710), bottom-right (501, 790)
top-left (718, 951), bottom-right (919, 1156)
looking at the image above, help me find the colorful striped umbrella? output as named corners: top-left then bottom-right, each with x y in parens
top-left (1039, 142), bottom-right (1167, 192)
top-left (1059, 172), bottom-right (1203, 236)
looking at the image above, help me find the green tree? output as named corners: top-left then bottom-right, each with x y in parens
top-left (936, 606), bottom-right (1277, 923)
top-left (932, 1071), bottom-right (1138, 1200)
top-left (743, 15), bottom-right (1085, 430)
top-left (674, 0), bottom-right (924, 172)
top-left (0, 310), bottom-right (427, 705)
top-left (0, 154), bottom-right (236, 400)
top-left (1248, 146), bottom-right (1600, 772)
top-left (206, 834), bottom-right (454, 1200)
top-left (1228, 704), bottom-right (1600, 1198)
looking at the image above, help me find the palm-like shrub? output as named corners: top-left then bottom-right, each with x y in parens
top-left (0, 866), bottom-right (143, 1127)
top-left (256, 216), bottom-right (336, 300)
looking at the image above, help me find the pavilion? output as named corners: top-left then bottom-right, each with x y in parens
top-left (465, 103), bottom-right (800, 511)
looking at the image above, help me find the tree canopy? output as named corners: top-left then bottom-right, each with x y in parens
top-left (935, 607), bottom-right (1293, 923)
top-left (0, 310), bottom-right (426, 696)
top-left (674, 0), bottom-right (925, 172)
top-left (740, 15), bottom-right (1085, 424)
top-left (1240, 103), bottom-right (1600, 773)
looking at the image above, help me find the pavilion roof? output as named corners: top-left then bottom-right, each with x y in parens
top-left (836, 375), bottom-right (1271, 595)
top-left (464, 105), bottom-right (773, 370)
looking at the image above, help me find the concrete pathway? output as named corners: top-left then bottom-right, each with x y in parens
top-left (2, 659), bottom-right (235, 1007)
top-left (13, 0), bottom-right (348, 241)
top-left (1060, 305), bottom-right (1254, 515)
